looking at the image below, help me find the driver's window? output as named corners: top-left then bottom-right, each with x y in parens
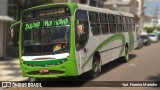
top-left (75, 10), bottom-right (89, 51)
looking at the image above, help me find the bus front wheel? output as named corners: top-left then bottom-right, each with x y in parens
top-left (89, 56), bottom-right (101, 78)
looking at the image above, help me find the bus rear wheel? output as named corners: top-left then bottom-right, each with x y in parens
top-left (89, 56), bottom-right (101, 78)
top-left (124, 46), bottom-right (129, 62)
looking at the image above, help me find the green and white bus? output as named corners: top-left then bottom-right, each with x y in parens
top-left (11, 3), bottom-right (137, 78)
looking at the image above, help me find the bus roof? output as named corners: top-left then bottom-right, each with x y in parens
top-left (77, 4), bottom-right (134, 17)
top-left (21, 3), bottom-right (134, 18)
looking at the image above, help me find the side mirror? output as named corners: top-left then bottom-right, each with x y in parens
top-left (10, 21), bottom-right (21, 45)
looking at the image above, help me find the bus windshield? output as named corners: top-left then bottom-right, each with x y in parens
top-left (22, 17), bottom-right (70, 55)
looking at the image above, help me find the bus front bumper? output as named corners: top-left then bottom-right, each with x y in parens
top-left (20, 60), bottom-right (78, 78)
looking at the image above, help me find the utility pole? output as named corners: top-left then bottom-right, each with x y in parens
top-left (139, 0), bottom-right (145, 34)
top-left (153, 5), bottom-right (159, 27)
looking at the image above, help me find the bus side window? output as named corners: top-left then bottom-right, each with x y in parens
top-left (127, 17), bottom-right (131, 31)
top-left (100, 13), bottom-right (109, 34)
top-left (75, 10), bottom-right (89, 51)
top-left (117, 15), bottom-right (122, 33)
top-left (123, 16), bottom-right (127, 32)
top-left (109, 14), bottom-right (116, 34)
top-left (89, 12), bottom-right (101, 35)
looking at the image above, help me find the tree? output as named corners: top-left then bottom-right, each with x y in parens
top-left (144, 26), bottom-right (160, 33)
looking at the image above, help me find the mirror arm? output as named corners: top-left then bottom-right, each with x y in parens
top-left (10, 21), bottom-right (21, 30)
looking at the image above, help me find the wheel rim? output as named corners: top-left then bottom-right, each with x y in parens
top-left (92, 58), bottom-right (100, 77)
top-left (93, 62), bottom-right (99, 73)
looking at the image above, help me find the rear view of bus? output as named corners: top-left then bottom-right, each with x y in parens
top-left (20, 3), bottom-right (78, 78)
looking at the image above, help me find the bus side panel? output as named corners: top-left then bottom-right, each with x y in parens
top-left (80, 33), bottom-right (126, 74)
top-left (100, 39), bottom-right (123, 65)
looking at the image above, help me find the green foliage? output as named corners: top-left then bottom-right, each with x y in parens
top-left (157, 27), bottom-right (160, 31)
top-left (144, 26), bottom-right (160, 33)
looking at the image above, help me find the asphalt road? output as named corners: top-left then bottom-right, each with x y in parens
top-left (6, 42), bottom-right (160, 90)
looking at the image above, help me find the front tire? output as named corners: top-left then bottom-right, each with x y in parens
top-left (89, 56), bottom-right (101, 79)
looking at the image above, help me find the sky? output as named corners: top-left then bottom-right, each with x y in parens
top-left (144, 0), bottom-right (160, 18)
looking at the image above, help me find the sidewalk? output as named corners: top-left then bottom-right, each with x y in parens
top-left (0, 58), bottom-right (28, 81)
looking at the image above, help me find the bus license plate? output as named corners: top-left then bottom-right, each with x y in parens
top-left (39, 69), bottom-right (49, 73)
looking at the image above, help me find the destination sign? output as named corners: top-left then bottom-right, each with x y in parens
top-left (22, 6), bottom-right (70, 20)
top-left (24, 18), bottom-right (69, 30)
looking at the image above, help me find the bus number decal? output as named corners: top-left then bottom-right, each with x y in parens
top-left (25, 21), bottom-right (41, 30)
top-left (54, 18), bottom-right (68, 26)
top-left (44, 20), bottom-right (53, 27)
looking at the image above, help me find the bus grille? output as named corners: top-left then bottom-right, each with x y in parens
top-left (27, 70), bottom-right (65, 75)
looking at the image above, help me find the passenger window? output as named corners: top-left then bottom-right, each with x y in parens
top-left (123, 16), bottom-right (127, 32)
top-left (100, 13), bottom-right (107, 23)
top-left (117, 15), bottom-right (123, 32)
top-left (89, 12), bottom-right (100, 35)
top-left (101, 24), bottom-right (109, 34)
top-left (108, 14), bottom-right (117, 33)
top-left (100, 13), bottom-right (109, 34)
top-left (89, 12), bottom-right (99, 23)
top-left (127, 17), bottom-right (131, 31)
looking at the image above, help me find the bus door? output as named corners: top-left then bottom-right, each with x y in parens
top-left (75, 10), bottom-right (89, 74)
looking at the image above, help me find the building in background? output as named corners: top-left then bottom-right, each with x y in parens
top-left (144, 17), bottom-right (160, 28)
top-left (104, 0), bottom-right (138, 14)
top-left (137, 0), bottom-right (145, 34)
top-left (52, 0), bottom-right (106, 7)
top-left (152, 19), bottom-right (160, 27)
top-left (8, 0), bottom-right (18, 20)
top-left (0, 0), bottom-right (14, 58)
top-left (143, 15), bottom-right (152, 27)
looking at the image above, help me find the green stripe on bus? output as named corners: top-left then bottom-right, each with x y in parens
top-left (82, 33), bottom-right (125, 69)
top-left (23, 58), bottom-right (67, 67)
